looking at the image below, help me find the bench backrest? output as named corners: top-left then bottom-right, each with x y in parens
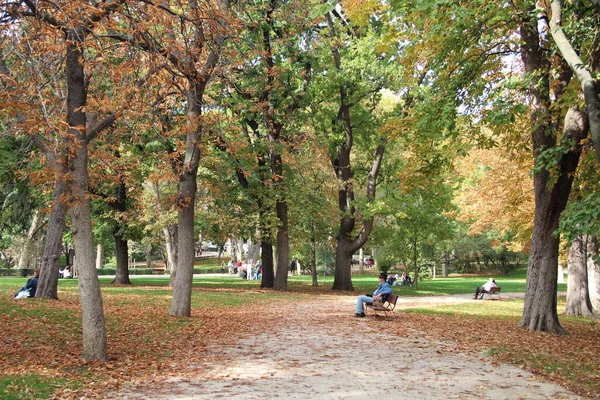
top-left (385, 294), bottom-right (399, 310)
top-left (489, 286), bottom-right (501, 293)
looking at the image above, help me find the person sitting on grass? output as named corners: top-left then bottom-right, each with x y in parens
top-left (474, 278), bottom-right (497, 299)
top-left (13, 268), bottom-right (40, 299)
top-left (355, 272), bottom-right (393, 318)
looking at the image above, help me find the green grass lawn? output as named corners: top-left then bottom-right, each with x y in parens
top-left (4, 266), bottom-right (566, 295)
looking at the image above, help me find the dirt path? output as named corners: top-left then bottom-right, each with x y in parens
top-left (110, 294), bottom-right (583, 400)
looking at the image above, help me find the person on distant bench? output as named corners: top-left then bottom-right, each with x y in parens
top-left (474, 278), bottom-right (497, 299)
top-left (355, 272), bottom-right (393, 318)
top-left (60, 265), bottom-right (72, 279)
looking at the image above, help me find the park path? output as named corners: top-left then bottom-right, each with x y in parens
top-left (110, 294), bottom-right (582, 400)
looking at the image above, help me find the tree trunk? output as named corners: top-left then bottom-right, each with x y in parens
top-left (442, 251), bottom-right (449, 278)
top-left (18, 210), bottom-right (45, 270)
top-left (260, 241), bottom-right (274, 288)
top-left (246, 237), bottom-right (260, 263)
top-left (519, 12), bottom-right (587, 334)
top-left (231, 236), bottom-right (244, 263)
top-left (310, 235), bottom-right (318, 287)
top-left (169, 82), bottom-right (203, 317)
top-left (166, 225), bottom-right (178, 285)
top-left (145, 244), bottom-right (152, 268)
top-left (95, 244), bottom-right (103, 270)
top-left (66, 30), bottom-right (107, 360)
top-left (564, 235), bottom-right (595, 317)
top-left (359, 248), bottom-right (364, 274)
top-left (587, 236), bottom-right (600, 312)
top-left (151, 180), bottom-right (177, 283)
top-left (520, 106), bottom-right (585, 333)
top-left (412, 237), bottom-right (419, 290)
top-left (111, 180), bottom-right (131, 285)
top-left (112, 231), bottom-right (131, 285)
top-left (333, 239), bottom-right (354, 291)
top-left (325, 13), bottom-right (386, 291)
top-left (35, 179), bottom-right (68, 299)
top-left (273, 197), bottom-right (289, 291)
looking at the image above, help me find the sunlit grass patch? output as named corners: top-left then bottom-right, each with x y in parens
top-left (403, 299), bottom-right (525, 318)
top-left (0, 375), bottom-right (69, 400)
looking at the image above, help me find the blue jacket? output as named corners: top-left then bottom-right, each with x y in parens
top-left (25, 277), bottom-right (38, 297)
top-left (373, 282), bottom-right (393, 297)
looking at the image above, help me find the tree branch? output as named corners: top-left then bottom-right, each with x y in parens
top-left (549, 0), bottom-right (600, 161)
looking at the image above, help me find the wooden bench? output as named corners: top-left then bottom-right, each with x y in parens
top-left (365, 293), bottom-right (399, 319)
top-left (481, 286), bottom-right (501, 300)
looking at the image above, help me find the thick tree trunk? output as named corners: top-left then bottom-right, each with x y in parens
top-left (111, 180), bottom-right (131, 285)
top-left (169, 168), bottom-right (197, 316)
top-left (169, 83), bottom-right (202, 317)
top-left (112, 231), bottom-right (131, 285)
top-left (35, 179), bottom-right (68, 299)
top-left (587, 236), bottom-right (600, 312)
top-left (231, 236), bottom-right (244, 263)
top-left (564, 235), bottom-right (595, 317)
top-left (246, 237), bottom-right (260, 263)
top-left (273, 198), bottom-right (289, 291)
top-left (18, 210), bottom-right (45, 270)
top-left (260, 241), bottom-right (274, 288)
top-left (520, 107), bottom-right (585, 333)
top-left (67, 31), bottom-right (107, 360)
top-left (333, 239), bottom-right (354, 291)
top-left (519, 12), bottom-right (587, 334)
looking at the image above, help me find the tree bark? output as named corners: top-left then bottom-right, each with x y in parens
top-left (310, 234), bottom-right (318, 287)
top-left (112, 230), bottom-right (131, 285)
top-left (518, 11), bottom-right (587, 334)
top-left (18, 210), bottom-right (45, 270)
top-left (564, 235), bottom-right (595, 317)
top-left (66, 29), bottom-right (107, 360)
top-left (273, 192), bottom-right (289, 291)
top-left (35, 173), bottom-right (69, 299)
top-left (169, 84), bottom-right (202, 317)
top-left (260, 241), bottom-right (274, 288)
top-left (151, 181), bottom-right (177, 283)
top-left (246, 237), bottom-right (260, 263)
top-left (587, 236), bottom-right (600, 312)
top-left (520, 107), bottom-right (587, 334)
top-left (111, 180), bottom-right (131, 285)
top-left (442, 251), bottom-right (449, 278)
top-left (166, 225), bottom-right (178, 285)
top-left (95, 244), bottom-right (103, 270)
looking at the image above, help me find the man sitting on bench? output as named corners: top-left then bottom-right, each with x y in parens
top-left (355, 273), bottom-right (393, 318)
top-left (474, 278), bottom-right (497, 300)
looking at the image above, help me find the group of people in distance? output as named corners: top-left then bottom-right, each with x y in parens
top-left (228, 259), bottom-right (262, 280)
top-left (386, 272), bottom-right (412, 287)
